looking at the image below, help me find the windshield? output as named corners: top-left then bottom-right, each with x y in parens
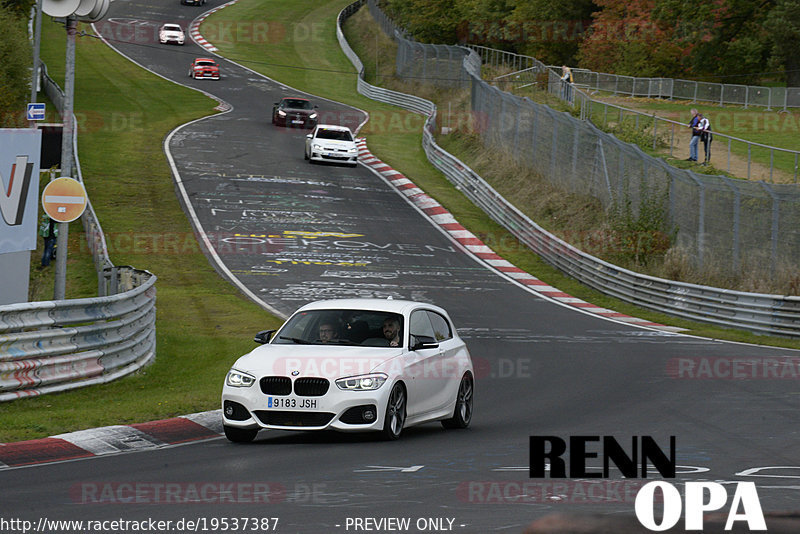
top-left (315, 128), bottom-right (353, 142)
top-left (163, 25), bottom-right (182, 32)
top-left (273, 309), bottom-right (404, 347)
top-left (282, 99), bottom-right (312, 110)
top-left (196, 61), bottom-right (216, 67)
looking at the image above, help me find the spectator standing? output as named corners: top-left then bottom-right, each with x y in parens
top-left (688, 108), bottom-right (701, 162)
top-left (698, 113), bottom-right (712, 165)
top-left (38, 214), bottom-right (58, 267)
top-left (560, 65), bottom-right (573, 102)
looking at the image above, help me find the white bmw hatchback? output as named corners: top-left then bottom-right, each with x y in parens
top-left (221, 299), bottom-right (474, 442)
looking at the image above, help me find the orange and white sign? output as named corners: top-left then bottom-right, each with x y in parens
top-left (41, 177), bottom-right (87, 223)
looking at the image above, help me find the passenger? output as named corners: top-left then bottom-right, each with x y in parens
top-left (361, 316), bottom-right (402, 347)
top-left (381, 317), bottom-right (401, 347)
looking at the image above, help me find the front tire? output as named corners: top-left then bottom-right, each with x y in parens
top-left (441, 373), bottom-right (473, 429)
top-left (381, 383), bottom-right (406, 440)
top-left (224, 425), bottom-right (258, 443)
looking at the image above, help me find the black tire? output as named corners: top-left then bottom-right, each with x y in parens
top-left (304, 149), bottom-right (309, 160)
top-left (441, 374), bottom-right (473, 429)
top-left (381, 383), bottom-right (406, 440)
top-left (224, 425), bottom-right (258, 443)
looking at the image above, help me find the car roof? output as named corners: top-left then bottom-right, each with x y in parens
top-left (195, 58), bottom-right (216, 62)
top-left (315, 124), bottom-right (352, 132)
top-left (282, 96), bottom-right (309, 101)
top-left (294, 298), bottom-right (448, 316)
top-left (162, 24), bottom-right (181, 28)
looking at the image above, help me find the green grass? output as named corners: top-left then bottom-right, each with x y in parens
top-left (0, 18), bottom-right (280, 442)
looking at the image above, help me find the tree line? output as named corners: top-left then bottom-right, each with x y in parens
top-left (380, 0), bottom-right (800, 86)
top-left (1, 1), bottom-right (35, 127)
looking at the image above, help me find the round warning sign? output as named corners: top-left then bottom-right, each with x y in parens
top-left (41, 177), bottom-right (87, 223)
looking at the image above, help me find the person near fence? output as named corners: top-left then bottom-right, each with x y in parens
top-left (561, 65), bottom-right (573, 102)
top-left (688, 108), bottom-right (701, 161)
top-left (698, 113), bottom-right (712, 165)
top-left (38, 213), bottom-right (58, 268)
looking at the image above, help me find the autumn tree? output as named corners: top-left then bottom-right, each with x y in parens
top-left (764, 0), bottom-right (800, 86)
top-left (505, 0), bottom-right (597, 66)
top-left (577, 0), bottom-right (685, 77)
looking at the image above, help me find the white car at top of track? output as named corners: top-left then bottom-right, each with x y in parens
top-left (158, 23), bottom-right (185, 45)
top-left (304, 124), bottom-right (359, 166)
top-left (221, 298), bottom-right (474, 442)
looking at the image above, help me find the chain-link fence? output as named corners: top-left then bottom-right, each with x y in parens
top-left (369, 0), bottom-right (800, 280)
top-left (564, 69), bottom-right (800, 111)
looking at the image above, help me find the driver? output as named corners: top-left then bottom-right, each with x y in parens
top-left (318, 322), bottom-right (339, 343)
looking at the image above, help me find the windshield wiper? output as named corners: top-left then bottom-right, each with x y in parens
top-left (279, 336), bottom-right (312, 344)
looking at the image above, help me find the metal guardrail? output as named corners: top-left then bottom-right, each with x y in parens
top-left (0, 269), bottom-right (156, 401)
top-left (339, 0), bottom-right (800, 337)
top-left (0, 62), bottom-right (157, 401)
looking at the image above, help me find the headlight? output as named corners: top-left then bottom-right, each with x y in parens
top-left (226, 369), bottom-right (255, 388)
top-left (312, 143), bottom-right (324, 151)
top-left (277, 110), bottom-right (286, 117)
top-left (309, 113), bottom-right (317, 119)
top-left (336, 373), bottom-right (388, 391)
top-left (348, 147), bottom-right (358, 153)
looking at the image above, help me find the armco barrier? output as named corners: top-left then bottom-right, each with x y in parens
top-left (0, 268), bottom-right (156, 401)
top-left (339, 0), bottom-right (800, 337)
top-left (0, 62), bottom-right (157, 401)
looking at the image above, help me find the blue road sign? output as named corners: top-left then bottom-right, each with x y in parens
top-left (27, 103), bottom-right (46, 121)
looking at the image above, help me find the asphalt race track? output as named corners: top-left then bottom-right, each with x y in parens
top-left (4, 1), bottom-right (800, 532)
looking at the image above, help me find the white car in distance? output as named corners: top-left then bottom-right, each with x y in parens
top-left (304, 124), bottom-right (359, 166)
top-left (221, 299), bottom-right (475, 442)
top-left (159, 24), bottom-right (185, 45)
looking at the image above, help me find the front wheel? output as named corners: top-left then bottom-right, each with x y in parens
top-left (224, 425), bottom-right (258, 443)
top-left (381, 383), bottom-right (406, 440)
top-left (441, 374), bottom-right (473, 429)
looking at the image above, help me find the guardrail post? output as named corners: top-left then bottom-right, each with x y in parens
top-left (721, 177), bottom-right (741, 273)
top-left (653, 115), bottom-right (658, 151)
top-left (759, 183), bottom-right (780, 277)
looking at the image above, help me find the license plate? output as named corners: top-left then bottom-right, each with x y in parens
top-left (291, 120), bottom-right (304, 124)
top-left (267, 396), bottom-right (317, 410)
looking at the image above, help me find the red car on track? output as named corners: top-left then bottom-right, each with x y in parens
top-left (189, 58), bottom-right (220, 80)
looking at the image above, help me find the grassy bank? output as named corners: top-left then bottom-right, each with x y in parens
top-left (0, 18), bottom-right (279, 442)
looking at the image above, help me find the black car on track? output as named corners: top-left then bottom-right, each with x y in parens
top-left (272, 97), bottom-right (318, 128)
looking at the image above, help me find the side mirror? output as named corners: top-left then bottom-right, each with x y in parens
top-left (254, 329), bottom-right (276, 344)
top-left (314, 104), bottom-right (319, 109)
top-left (411, 335), bottom-right (438, 351)
top-left (306, 133), bottom-right (313, 139)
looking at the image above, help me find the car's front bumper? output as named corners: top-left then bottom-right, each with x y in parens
top-left (308, 150), bottom-right (358, 166)
top-left (194, 71), bottom-right (219, 79)
top-left (222, 380), bottom-right (393, 433)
